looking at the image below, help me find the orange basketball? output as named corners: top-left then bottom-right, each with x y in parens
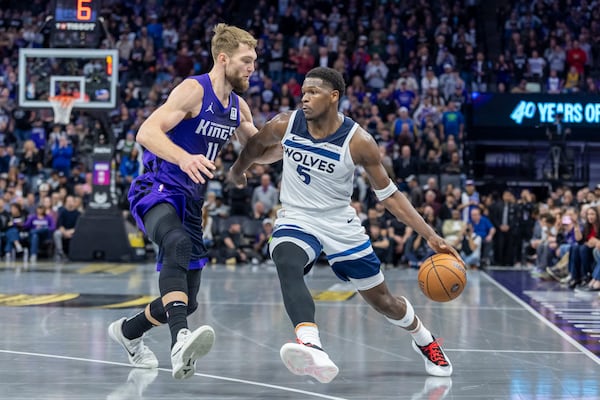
top-left (418, 253), bottom-right (467, 302)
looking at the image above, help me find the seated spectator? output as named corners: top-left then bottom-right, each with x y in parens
top-left (422, 189), bottom-right (442, 217)
top-left (546, 213), bottom-right (577, 280)
top-left (470, 207), bottom-right (495, 266)
top-left (4, 202), bottom-right (26, 260)
top-left (563, 65), bottom-right (581, 92)
top-left (459, 179), bottom-right (480, 222)
top-left (405, 175), bottom-right (424, 208)
top-left (439, 192), bottom-right (457, 222)
top-left (391, 107), bottom-right (417, 143)
top-left (579, 245), bottom-right (600, 292)
top-left (253, 218), bottom-right (274, 262)
top-left (441, 150), bottom-right (462, 174)
top-left (387, 217), bottom-right (413, 266)
top-left (510, 79), bottom-right (530, 93)
top-left (118, 147), bottom-right (141, 207)
top-left (392, 145), bottom-right (418, 186)
top-left (22, 204), bottom-right (56, 263)
top-left (460, 223), bottom-right (483, 269)
top-left (530, 212), bottom-right (557, 276)
top-left (368, 224), bottom-right (393, 268)
top-left (442, 209), bottom-right (466, 250)
top-left (364, 53), bottom-right (388, 92)
top-left (53, 195), bottom-right (81, 261)
top-left (393, 80), bottom-right (418, 112)
top-left (545, 69), bottom-right (563, 94)
top-left (420, 149), bottom-right (441, 175)
top-left (115, 130), bottom-right (143, 164)
top-left (567, 205), bottom-right (600, 289)
top-left (421, 66), bottom-right (439, 96)
top-left (405, 225), bottom-right (435, 269)
top-left (362, 206), bottom-right (387, 233)
top-left (218, 222), bottom-right (257, 265)
top-left (251, 173), bottom-right (279, 216)
top-left (527, 49), bottom-right (546, 82)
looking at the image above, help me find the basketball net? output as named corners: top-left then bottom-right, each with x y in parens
top-left (49, 95), bottom-right (75, 125)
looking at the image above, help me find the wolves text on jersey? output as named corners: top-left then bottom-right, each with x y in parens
top-left (284, 147), bottom-right (336, 173)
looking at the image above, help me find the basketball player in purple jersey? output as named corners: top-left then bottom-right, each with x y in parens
top-left (108, 24), bottom-right (281, 380)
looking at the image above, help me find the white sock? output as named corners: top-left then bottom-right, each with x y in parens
top-left (295, 322), bottom-right (322, 348)
top-left (409, 318), bottom-right (434, 347)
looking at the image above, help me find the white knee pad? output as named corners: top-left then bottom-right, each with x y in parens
top-left (385, 296), bottom-right (415, 328)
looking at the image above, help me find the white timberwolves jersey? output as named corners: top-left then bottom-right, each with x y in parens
top-left (279, 110), bottom-right (359, 212)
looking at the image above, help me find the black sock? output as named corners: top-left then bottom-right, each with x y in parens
top-left (165, 301), bottom-right (188, 347)
top-left (122, 310), bottom-right (155, 340)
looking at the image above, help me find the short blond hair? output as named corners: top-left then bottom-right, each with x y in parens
top-left (211, 23), bottom-right (257, 60)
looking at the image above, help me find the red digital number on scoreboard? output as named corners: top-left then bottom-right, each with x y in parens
top-left (77, 0), bottom-right (92, 21)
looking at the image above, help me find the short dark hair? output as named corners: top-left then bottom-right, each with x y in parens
top-left (305, 67), bottom-right (345, 98)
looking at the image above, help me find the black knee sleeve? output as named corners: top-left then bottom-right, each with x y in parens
top-left (159, 229), bottom-right (192, 296)
top-left (162, 228), bottom-right (193, 270)
top-left (186, 269), bottom-right (201, 315)
top-left (149, 297), bottom-right (168, 324)
top-left (271, 242), bottom-right (315, 327)
top-left (144, 203), bottom-right (193, 297)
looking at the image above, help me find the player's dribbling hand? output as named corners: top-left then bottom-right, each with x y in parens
top-left (226, 169), bottom-right (247, 188)
top-left (427, 235), bottom-right (466, 267)
top-left (179, 154), bottom-right (215, 184)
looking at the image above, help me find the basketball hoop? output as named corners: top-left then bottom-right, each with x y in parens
top-left (49, 95), bottom-right (76, 125)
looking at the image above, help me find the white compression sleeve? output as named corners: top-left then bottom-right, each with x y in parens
top-left (373, 180), bottom-right (398, 201)
top-left (385, 296), bottom-right (415, 328)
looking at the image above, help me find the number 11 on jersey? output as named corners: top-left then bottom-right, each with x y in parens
top-left (206, 142), bottom-right (219, 161)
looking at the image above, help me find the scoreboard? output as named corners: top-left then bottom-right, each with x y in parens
top-left (51, 0), bottom-right (102, 48)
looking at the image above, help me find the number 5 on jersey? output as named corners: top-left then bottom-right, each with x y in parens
top-left (296, 165), bottom-right (311, 185)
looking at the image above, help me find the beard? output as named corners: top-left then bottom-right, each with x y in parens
top-left (225, 68), bottom-right (249, 93)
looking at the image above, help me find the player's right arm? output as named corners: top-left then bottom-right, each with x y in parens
top-left (136, 79), bottom-right (215, 184)
top-left (227, 111), bottom-right (291, 187)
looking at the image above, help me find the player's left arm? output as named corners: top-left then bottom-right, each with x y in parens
top-left (234, 98), bottom-right (283, 164)
top-left (351, 128), bottom-right (463, 262)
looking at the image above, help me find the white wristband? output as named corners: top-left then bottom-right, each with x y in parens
top-left (373, 179), bottom-right (398, 201)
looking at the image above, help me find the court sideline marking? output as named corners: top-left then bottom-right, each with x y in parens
top-left (481, 272), bottom-right (600, 365)
top-left (0, 349), bottom-right (349, 400)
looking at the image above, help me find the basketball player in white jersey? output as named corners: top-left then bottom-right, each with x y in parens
top-left (229, 67), bottom-right (463, 383)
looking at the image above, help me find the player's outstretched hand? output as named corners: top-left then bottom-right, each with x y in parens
top-left (226, 168), bottom-right (247, 188)
top-left (178, 153), bottom-right (215, 184)
top-left (427, 235), bottom-right (465, 267)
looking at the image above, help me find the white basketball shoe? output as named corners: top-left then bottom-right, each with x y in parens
top-left (108, 318), bottom-right (158, 369)
top-left (280, 340), bottom-right (339, 383)
top-left (412, 337), bottom-right (453, 377)
top-left (170, 325), bottom-right (215, 379)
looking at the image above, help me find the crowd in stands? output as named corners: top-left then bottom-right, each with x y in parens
top-left (0, 0), bottom-right (598, 271)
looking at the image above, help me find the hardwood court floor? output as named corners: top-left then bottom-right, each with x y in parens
top-left (0, 259), bottom-right (598, 400)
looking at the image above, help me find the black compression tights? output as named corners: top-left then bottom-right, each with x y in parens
top-left (148, 269), bottom-right (202, 324)
top-left (271, 242), bottom-right (315, 327)
top-left (143, 203), bottom-right (192, 297)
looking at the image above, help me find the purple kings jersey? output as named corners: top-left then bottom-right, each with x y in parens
top-left (141, 74), bottom-right (240, 200)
